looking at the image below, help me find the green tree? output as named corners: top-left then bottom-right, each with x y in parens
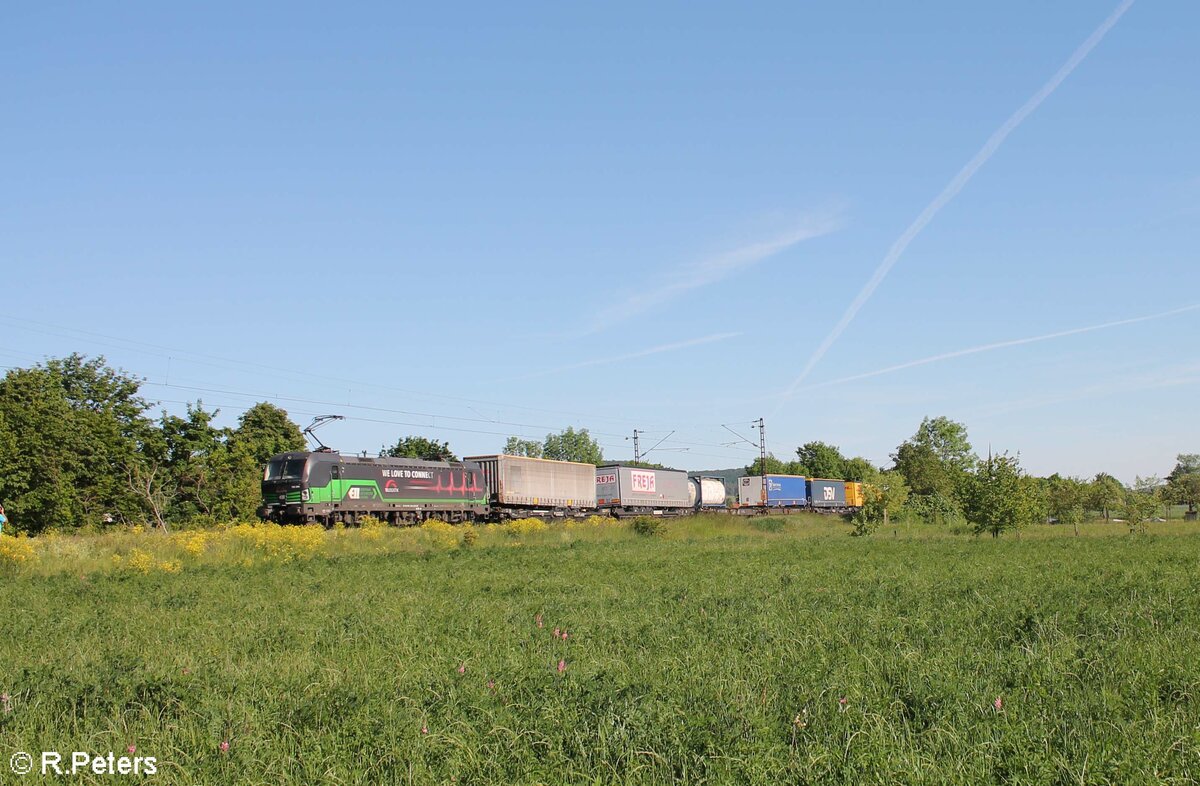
top-left (158, 402), bottom-right (224, 466)
top-left (745, 454), bottom-right (792, 476)
top-left (1046, 474), bottom-right (1087, 536)
top-left (1167, 473), bottom-right (1200, 516)
top-left (0, 355), bottom-right (155, 533)
top-left (383, 436), bottom-right (457, 461)
top-left (853, 471), bottom-right (909, 536)
top-left (229, 402), bottom-right (306, 466)
top-left (147, 402), bottom-right (264, 526)
top-left (842, 456), bottom-right (879, 483)
top-left (1168, 454), bottom-right (1200, 479)
top-left (204, 442), bottom-right (261, 522)
top-left (794, 441), bottom-right (846, 479)
top-left (1166, 454), bottom-right (1200, 515)
top-left (1121, 483), bottom-right (1160, 534)
top-left (542, 427), bottom-right (603, 465)
top-left (155, 402), bottom-right (226, 525)
top-left (892, 441), bottom-right (948, 496)
top-left (910, 416), bottom-right (975, 470)
top-left (1088, 473), bottom-right (1125, 521)
top-left (891, 416), bottom-right (975, 507)
top-left (961, 453), bottom-right (1042, 538)
top-left (503, 436), bottom-right (543, 458)
top-left (902, 491), bottom-right (965, 527)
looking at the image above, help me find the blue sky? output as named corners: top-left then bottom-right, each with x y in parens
top-left (3, 1), bottom-right (1197, 482)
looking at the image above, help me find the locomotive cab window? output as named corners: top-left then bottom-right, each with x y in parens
top-left (266, 458), bottom-right (307, 481)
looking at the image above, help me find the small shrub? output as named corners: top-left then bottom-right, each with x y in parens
top-left (359, 515), bottom-right (387, 541)
top-left (126, 548), bottom-right (156, 574)
top-left (631, 516), bottom-right (664, 537)
top-left (226, 522), bottom-right (324, 563)
top-left (563, 514), bottom-right (616, 530)
top-left (460, 525), bottom-right (478, 549)
top-left (0, 534), bottom-right (38, 568)
top-left (507, 518), bottom-right (548, 537)
top-left (850, 511), bottom-right (877, 537)
top-left (113, 548), bottom-right (178, 575)
top-left (179, 532), bottom-right (211, 557)
top-left (420, 519), bottom-right (459, 550)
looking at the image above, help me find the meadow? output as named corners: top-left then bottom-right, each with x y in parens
top-left (2, 516), bottom-right (1199, 784)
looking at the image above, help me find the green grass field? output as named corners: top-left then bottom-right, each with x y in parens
top-left (2, 517), bottom-right (1200, 784)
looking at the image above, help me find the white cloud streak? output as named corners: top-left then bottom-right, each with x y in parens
top-left (773, 0), bottom-right (1137, 413)
top-left (508, 332), bottom-right (742, 381)
top-left (587, 212), bottom-right (844, 333)
top-left (795, 302), bottom-right (1200, 393)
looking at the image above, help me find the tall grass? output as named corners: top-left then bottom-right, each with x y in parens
top-left (1, 517), bottom-right (1199, 783)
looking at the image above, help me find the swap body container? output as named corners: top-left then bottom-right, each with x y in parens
top-left (596, 464), bottom-right (691, 510)
top-left (688, 476), bottom-right (727, 509)
top-left (463, 455), bottom-right (596, 509)
top-left (738, 474), bottom-right (808, 507)
top-left (808, 478), bottom-right (847, 508)
top-left (845, 481), bottom-right (865, 508)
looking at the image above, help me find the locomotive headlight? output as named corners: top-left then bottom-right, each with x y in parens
top-left (278, 494), bottom-right (286, 502)
top-left (301, 489), bottom-right (310, 501)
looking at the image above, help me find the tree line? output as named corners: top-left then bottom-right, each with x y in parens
top-left (744, 415), bottom-right (1200, 537)
top-left (0, 355), bottom-right (305, 534)
top-left (380, 429), bottom-right (606, 466)
top-left (1, 356), bottom-right (1196, 537)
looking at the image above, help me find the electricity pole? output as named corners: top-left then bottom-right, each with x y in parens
top-left (630, 429), bottom-right (643, 463)
top-left (757, 418), bottom-right (767, 504)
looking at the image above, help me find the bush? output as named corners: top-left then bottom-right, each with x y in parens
top-left (0, 534), bottom-right (38, 568)
top-left (564, 514), bottom-right (618, 530)
top-left (112, 548), bottom-right (181, 575)
top-left (420, 519), bottom-right (459, 550)
top-left (225, 522), bottom-right (324, 563)
top-left (850, 511), bottom-right (876, 537)
top-left (507, 518), bottom-right (548, 537)
top-left (179, 531), bottom-right (212, 557)
top-left (358, 515), bottom-right (387, 541)
top-left (631, 516), bottom-right (665, 537)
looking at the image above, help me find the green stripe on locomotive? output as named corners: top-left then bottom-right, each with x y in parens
top-left (305, 477), bottom-right (487, 506)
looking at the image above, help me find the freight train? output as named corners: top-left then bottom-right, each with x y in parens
top-left (259, 451), bottom-right (862, 525)
top-left (737, 474), bottom-right (865, 513)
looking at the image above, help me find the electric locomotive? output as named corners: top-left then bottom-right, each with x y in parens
top-left (259, 451), bottom-right (487, 525)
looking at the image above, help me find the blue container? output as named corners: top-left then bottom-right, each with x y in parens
top-left (808, 479), bottom-right (846, 508)
top-left (766, 474), bottom-right (807, 507)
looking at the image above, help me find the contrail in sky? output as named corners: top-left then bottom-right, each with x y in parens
top-left (508, 331), bottom-right (742, 381)
top-left (586, 210), bottom-right (843, 333)
top-left (792, 303), bottom-right (1200, 393)
top-left (772, 0), bottom-right (1137, 414)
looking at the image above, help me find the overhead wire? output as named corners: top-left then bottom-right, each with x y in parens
top-left (0, 317), bottom-right (758, 463)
